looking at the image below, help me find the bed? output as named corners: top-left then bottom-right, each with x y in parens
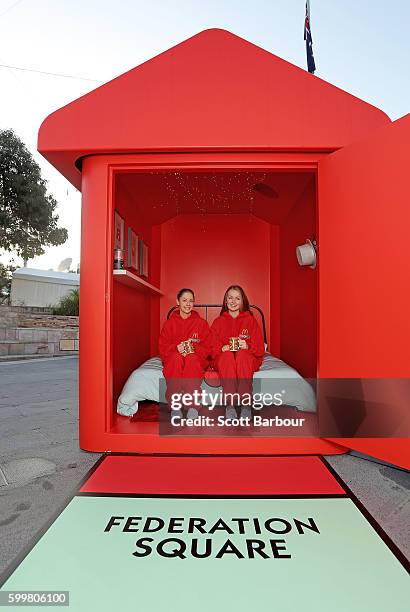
top-left (117, 352), bottom-right (317, 416)
top-left (117, 304), bottom-right (316, 416)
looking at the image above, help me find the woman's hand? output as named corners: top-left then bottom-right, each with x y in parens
top-left (221, 344), bottom-right (230, 352)
top-left (177, 342), bottom-right (186, 355)
top-left (238, 339), bottom-right (248, 350)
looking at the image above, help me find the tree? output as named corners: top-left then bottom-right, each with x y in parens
top-left (0, 129), bottom-right (68, 263)
top-left (0, 262), bottom-right (16, 304)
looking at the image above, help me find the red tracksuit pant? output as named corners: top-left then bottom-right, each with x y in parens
top-left (216, 349), bottom-right (258, 403)
top-left (163, 352), bottom-right (205, 405)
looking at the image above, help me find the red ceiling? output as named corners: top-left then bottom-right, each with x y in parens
top-left (116, 171), bottom-right (314, 226)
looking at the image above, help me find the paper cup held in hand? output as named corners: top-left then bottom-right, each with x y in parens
top-left (229, 337), bottom-right (240, 351)
top-left (183, 339), bottom-right (194, 354)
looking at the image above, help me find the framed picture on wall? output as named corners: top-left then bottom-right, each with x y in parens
top-left (139, 240), bottom-right (149, 277)
top-left (143, 243), bottom-right (149, 277)
top-left (114, 211), bottom-right (124, 250)
top-left (127, 228), bottom-right (139, 271)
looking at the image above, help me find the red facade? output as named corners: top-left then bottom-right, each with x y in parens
top-left (38, 30), bottom-right (409, 467)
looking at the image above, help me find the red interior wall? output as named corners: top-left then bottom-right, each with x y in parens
top-left (279, 177), bottom-right (317, 377)
top-left (160, 214), bottom-right (272, 339)
top-left (112, 180), bottom-right (160, 403)
top-left (113, 284), bottom-right (151, 402)
top-left (269, 224), bottom-right (280, 355)
top-left (150, 225), bottom-right (161, 356)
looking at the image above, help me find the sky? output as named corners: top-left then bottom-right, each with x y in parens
top-left (0, 0), bottom-right (409, 271)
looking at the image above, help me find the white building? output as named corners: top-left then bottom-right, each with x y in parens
top-left (10, 268), bottom-right (80, 308)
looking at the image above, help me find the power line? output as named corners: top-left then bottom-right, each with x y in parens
top-left (0, 0), bottom-right (25, 19)
top-left (0, 63), bottom-right (102, 82)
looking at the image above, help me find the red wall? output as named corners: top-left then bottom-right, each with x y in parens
top-left (112, 179), bottom-right (160, 402)
top-left (318, 114), bottom-right (410, 377)
top-left (113, 284), bottom-right (151, 402)
top-left (279, 177), bottom-right (317, 377)
top-left (160, 214), bottom-right (272, 340)
top-left (269, 224), bottom-right (280, 355)
top-left (318, 115), bottom-right (410, 469)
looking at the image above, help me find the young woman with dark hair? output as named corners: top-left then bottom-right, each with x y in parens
top-left (210, 285), bottom-right (265, 420)
top-left (159, 288), bottom-right (210, 418)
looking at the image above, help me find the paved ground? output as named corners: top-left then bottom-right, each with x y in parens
top-left (0, 357), bottom-right (408, 578)
top-left (0, 357), bottom-right (101, 577)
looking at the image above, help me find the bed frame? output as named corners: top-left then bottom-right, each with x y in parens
top-left (167, 304), bottom-right (268, 344)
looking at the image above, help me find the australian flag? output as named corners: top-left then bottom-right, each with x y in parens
top-left (304, 1), bottom-right (316, 73)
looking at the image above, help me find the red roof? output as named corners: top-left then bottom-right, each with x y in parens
top-left (38, 29), bottom-right (390, 188)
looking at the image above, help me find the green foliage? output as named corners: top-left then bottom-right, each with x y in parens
top-left (0, 129), bottom-right (68, 261)
top-left (0, 262), bottom-right (16, 303)
top-left (52, 288), bottom-right (79, 316)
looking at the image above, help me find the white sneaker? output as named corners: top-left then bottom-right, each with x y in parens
top-left (225, 407), bottom-right (237, 421)
top-left (186, 407), bottom-right (199, 420)
top-left (240, 407), bottom-right (252, 420)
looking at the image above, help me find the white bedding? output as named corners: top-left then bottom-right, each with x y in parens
top-left (117, 353), bottom-right (316, 416)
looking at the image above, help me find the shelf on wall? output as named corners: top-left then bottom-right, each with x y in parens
top-left (113, 270), bottom-right (163, 295)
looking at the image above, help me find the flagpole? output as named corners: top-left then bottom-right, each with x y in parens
top-left (304, 0), bottom-right (316, 74)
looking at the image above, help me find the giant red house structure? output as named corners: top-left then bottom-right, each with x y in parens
top-left (38, 29), bottom-right (409, 466)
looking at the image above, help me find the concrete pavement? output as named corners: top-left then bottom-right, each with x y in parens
top-left (0, 357), bottom-right (101, 576)
top-left (0, 356), bottom-right (408, 578)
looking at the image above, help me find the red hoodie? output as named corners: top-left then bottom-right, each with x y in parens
top-left (210, 310), bottom-right (265, 366)
top-left (159, 310), bottom-right (211, 365)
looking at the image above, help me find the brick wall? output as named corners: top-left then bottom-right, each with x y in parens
top-left (0, 306), bottom-right (79, 358)
top-left (0, 306), bottom-right (79, 329)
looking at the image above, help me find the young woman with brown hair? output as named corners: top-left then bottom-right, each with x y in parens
top-left (210, 285), bottom-right (264, 420)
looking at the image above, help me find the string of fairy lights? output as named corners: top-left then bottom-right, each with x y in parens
top-left (148, 171), bottom-right (270, 232)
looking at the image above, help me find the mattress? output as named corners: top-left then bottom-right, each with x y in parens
top-left (117, 353), bottom-right (317, 416)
